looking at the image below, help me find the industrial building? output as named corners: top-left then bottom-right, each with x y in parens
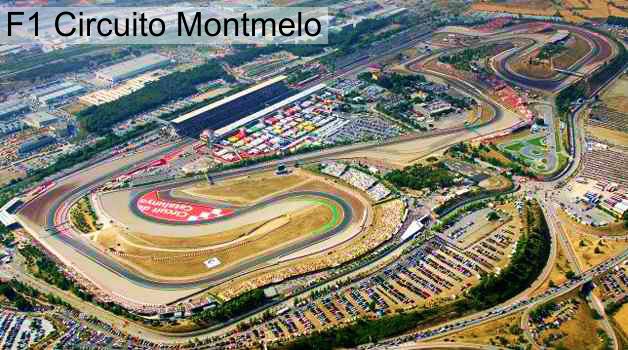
top-left (31, 81), bottom-right (86, 107)
top-left (38, 84), bottom-right (86, 107)
top-left (415, 100), bottom-right (454, 117)
top-left (79, 72), bottom-right (164, 106)
top-left (30, 81), bottom-right (77, 100)
top-left (0, 121), bottom-right (24, 135)
top-left (96, 53), bottom-right (171, 85)
top-left (51, 122), bottom-right (72, 138)
top-left (172, 75), bottom-right (295, 138)
top-left (24, 111), bottom-right (60, 129)
top-left (0, 100), bottom-right (30, 121)
top-left (18, 135), bottom-right (56, 155)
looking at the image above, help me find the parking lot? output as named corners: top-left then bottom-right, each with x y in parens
top-left (0, 311), bottom-right (55, 350)
top-left (438, 207), bottom-right (508, 249)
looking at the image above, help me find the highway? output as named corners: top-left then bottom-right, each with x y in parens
top-left (367, 249), bottom-right (628, 349)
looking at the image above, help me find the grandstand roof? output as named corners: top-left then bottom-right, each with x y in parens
top-left (171, 75), bottom-right (288, 125)
top-left (0, 197), bottom-right (21, 227)
top-left (548, 30), bottom-right (569, 44)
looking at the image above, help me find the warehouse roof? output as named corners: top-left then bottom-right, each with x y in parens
top-left (24, 111), bottom-right (58, 123)
top-left (0, 100), bottom-right (29, 116)
top-left (97, 53), bottom-right (170, 80)
top-left (38, 85), bottom-right (85, 104)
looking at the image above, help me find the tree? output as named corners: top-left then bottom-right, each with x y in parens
top-left (565, 270), bottom-right (576, 280)
top-left (79, 61), bottom-right (232, 134)
top-left (487, 211), bottom-right (500, 221)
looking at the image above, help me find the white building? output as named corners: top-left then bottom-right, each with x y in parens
top-left (0, 198), bottom-right (22, 227)
top-left (96, 54), bottom-right (171, 85)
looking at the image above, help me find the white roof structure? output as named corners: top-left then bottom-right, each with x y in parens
top-left (96, 53), bottom-right (170, 83)
top-left (548, 30), bottom-right (569, 44)
top-left (400, 219), bottom-right (425, 242)
top-left (613, 201), bottom-right (628, 216)
top-left (0, 197), bottom-right (22, 227)
top-left (0, 100), bottom-right (30, 119)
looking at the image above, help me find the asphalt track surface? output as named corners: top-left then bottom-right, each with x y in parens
top-left (494, 25), bottom-right (614, 91)
top-left (129, 185), bottom-right (349, 228)
top-left (50, 174), bottom-right (353, 289)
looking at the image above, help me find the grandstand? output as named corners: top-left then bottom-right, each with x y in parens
top-left (171, 75), bottom-right (296, 138)
top-left (589, 105), bottom-right (628, 133)
top-left (582, 146), bottom-right (628, 187)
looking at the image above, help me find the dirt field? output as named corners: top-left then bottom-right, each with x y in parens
top-left (478, 175), bottom-right (512, 191)
top-left (610, 4), bottom-right (628, 18)
top-left (433, 312), bottom-right (524, 346)
top-left (563, 228), bottom-right (628, 271)
top-left (602, 75), bottom-right (628, 111)
top-left (0, 168), bottom-right (25, 186)
top-left (183, 171), bottom-right (311, 205)
top-left (553, 34), bottom-right (592, 69)
top-left (471, 1), bottom-right (555, 16)
top-left (189, 87), bottom-right (233, 103)
top-left (539, 292), bottom-right (603, 349)
top-left (510, 58), bottom-right (556, 80)
top-left (510, 34), bottom-right (591, 79)
top-left (61, 101), bottom-right (90, 114)
top-left (471, 0), bottom-right (624, 22)
top-left (588, 126), bottom-right (628, 146)
top-left (613, 304), bottom-right (628, 336)
top-left (480, 148), bottom-right (517, 169)
top-left (120, 219), bottom-right (275, 249)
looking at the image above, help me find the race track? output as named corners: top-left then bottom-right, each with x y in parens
top-left (493, 24), bottom-right (615, 91)
top-left (49, 178), bottom-right (354, 290)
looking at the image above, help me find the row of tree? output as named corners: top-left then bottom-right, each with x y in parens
top-left (358, 72), bottom-right (426, 94)
top-left (0, 282), bottom-right (33, 311)
top-left (384, 163), bottom-right (456, 191)
top-left (439, 44), bottom-right (507, 72)
top-left (193, 289), bottom-right (268, 324)
top-left (458, 200), bottom-right (551, 310)
top-left (78, 61), bottom-right (232, 133)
